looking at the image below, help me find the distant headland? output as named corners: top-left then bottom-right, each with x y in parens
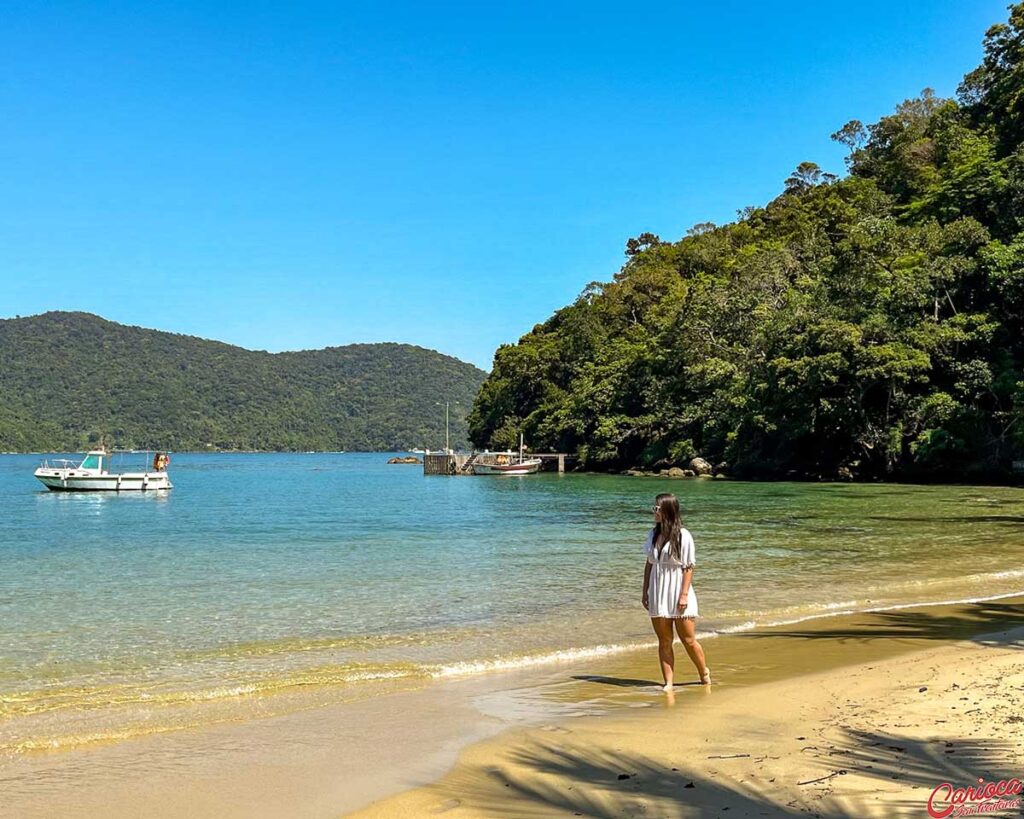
top-left (0, 311), bottom-right (485, 452)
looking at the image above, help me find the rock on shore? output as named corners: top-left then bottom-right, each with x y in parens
top-left (689, 457), bottom-right (713, 475)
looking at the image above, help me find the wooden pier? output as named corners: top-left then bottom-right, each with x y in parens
top-left (423, 452), bottom-right (574, 475)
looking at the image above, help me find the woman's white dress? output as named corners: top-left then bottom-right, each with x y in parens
top-left (644, 527), bottom-right (699, 619)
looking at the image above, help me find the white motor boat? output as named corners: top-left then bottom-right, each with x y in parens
top-left (34, 450), bottom-right (174, 492)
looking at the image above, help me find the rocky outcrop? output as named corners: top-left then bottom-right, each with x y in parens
top-left (689, 457), bottom-right (713, 476)
top-left (387, 456), bottom-right (421, 464)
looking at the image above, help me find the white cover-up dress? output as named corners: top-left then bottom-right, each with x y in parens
top-left (644, 527), bottom-right (699, 619)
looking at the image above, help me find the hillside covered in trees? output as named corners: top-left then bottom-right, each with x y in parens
top-left (469, 5), bottom-right (1024, 481)
top-left (0, 312), bottom-right (484, 452)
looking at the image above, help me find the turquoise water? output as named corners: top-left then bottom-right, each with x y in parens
top-left (2, 451), bottom-right (1024, 753)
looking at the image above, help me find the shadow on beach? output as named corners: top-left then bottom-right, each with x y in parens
top-left (570, 675), bottom-right (662, 688)
top-left (794, 727), bottom-right (1022, 817)
top-left (421, 727), bottom-right (1016, 818)
top-left (569, 675), bottom-right (705, 689)
top-left (737, 602), bottom-right (1024, 648)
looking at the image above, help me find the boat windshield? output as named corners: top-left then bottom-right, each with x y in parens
top-left (80, 454), bottom-right (102, 470)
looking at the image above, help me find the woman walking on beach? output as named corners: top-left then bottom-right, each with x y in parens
top-left (642, 493), bottom-right (710, 690)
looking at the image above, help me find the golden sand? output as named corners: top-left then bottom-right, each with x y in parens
top-left (355, 601), bottom-right (1024, 818)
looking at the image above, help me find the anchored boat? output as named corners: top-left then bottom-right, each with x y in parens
top-left (472, 434), bottom-right (541, 475)
top-left (34, 450), bottom-right (174, 492)
top-left (471, 456), bottom-right (542, 475)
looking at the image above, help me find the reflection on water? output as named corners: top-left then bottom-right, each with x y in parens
top-left (1, 451), bottom-right (1024, 754)
top-left (36, 490), bottom-right (172, 507)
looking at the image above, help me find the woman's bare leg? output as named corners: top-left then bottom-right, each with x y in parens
top-left (650, 617), bottom-right (675, 690)
top-left (675, 617), bottom-right (708, 682)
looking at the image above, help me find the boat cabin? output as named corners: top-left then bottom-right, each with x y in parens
top-left (78, 451), bottom-right (107, 474)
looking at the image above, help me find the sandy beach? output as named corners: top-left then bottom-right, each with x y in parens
top-left (2, 596), bottom-right (1022, 818)
top-left (355, 600), bottom-right (1024, 818)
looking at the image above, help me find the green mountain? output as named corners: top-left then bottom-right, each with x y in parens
top-left (468, 5), bottom-right (1024, 481)
top-left (0, 312), bottom-right (485, 452)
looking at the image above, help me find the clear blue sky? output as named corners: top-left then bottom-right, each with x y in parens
top-left (0, 0), bottom-right (1009, 370)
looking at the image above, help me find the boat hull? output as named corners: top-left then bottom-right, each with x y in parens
top-left (472, 459), bottom-right (542, 475)
top-left (34, 471), bottom-right (173, 491)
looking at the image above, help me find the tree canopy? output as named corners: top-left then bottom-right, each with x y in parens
top-left (468, 4), bottom-right (1024, 480)
top-left (0, 312), bottom-right (484, 452)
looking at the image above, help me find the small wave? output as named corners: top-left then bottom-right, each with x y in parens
top-left (981, 568), bottom-right (1024, 580)
top-left (716, 620), bottom-right (758, 634)
top-left (433, 587), bottom-right (1024, 679)
top-left (430, 642), bottom-right (655, 678)
top-left (1, 664), bottom-right (427, 718)
top-left (823, 600), bottom-right (859, 610)
top-left (175, 629), bottom-right (468, 662)
top-left (1, 714), bottom-right (248, 757)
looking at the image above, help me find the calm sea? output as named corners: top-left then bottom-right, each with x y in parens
top-left (2, 452), bottom-right (1023, 755)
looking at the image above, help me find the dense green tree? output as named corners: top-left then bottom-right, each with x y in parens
top-left (0, 312), bottom-right (484, 452)
top-left (469, 3), bottom-right (1024, 480)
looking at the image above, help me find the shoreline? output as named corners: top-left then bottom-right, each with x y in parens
top-left (355, 610), bottom-right (1024, 818)
top-left (3, 451), bottom-right (1023, 486)
top-left (2, 595), bottom-right (1023, 817)
top-left (5, 588), bottom-right (1024, 758)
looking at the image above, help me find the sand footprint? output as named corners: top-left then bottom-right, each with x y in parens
top-left (431, 798), bottom-right (462, 813)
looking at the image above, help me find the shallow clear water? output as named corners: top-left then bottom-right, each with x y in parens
top-left (2, 452), bottom-right (1023, 753)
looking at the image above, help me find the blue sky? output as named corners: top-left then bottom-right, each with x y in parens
top-left (0, 0), bottom-right (1009, 370)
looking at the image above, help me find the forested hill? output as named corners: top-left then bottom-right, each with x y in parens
top-left (0, 312), bottom-right (485, 452)
top-left (469, 4), bottom-right (1024, 481)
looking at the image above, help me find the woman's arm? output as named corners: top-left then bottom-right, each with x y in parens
top-left (642, 562), bottom-right (652, 607)
top-left (678, 567), bottom-right (693, 610)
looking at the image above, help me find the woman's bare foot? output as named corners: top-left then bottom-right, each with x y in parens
top-left (700, 668), bottom-right (712, 685)
top-left (661, 682), bottom-right (673, 692)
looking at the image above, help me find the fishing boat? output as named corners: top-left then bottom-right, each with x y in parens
top-left (34, 450), bottom-right (174, 492)
top-left (472, 435), bottom-right (541, 475)
top-left (472, 456), bottom-right (542, 475)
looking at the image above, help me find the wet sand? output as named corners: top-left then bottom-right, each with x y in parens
top-left (356, 598), bottom-right (1024, 818)
top-left (2, 597), bottom-right (1023, 817)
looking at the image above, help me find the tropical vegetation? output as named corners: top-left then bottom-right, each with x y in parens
top-left (0, 312), bottom-right (483, 451)
top-left (469, 4), bottom-right (1024, 480)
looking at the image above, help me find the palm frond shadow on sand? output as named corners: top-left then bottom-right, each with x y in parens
top-left (737, 602), bottom-right (1024, 646)
top-left (427, 727), bottom-right (1017, 818)
top-left (799, 726), bottom-right (1022, 816)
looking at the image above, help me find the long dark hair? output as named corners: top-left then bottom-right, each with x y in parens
top-left (652, 493), bottom-right (683, 561)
